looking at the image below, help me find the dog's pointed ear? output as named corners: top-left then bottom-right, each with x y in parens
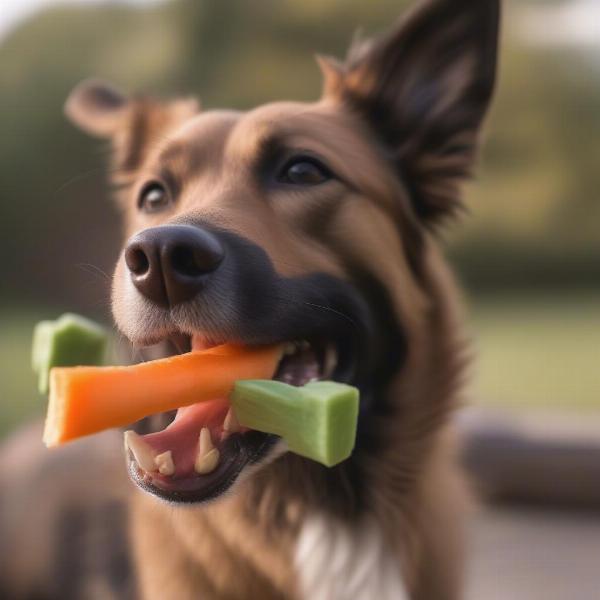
top-left (323, 0), bottom-right (500, 224)
top-left (65, 79), bottom-right (199, 176)
top-left (316, 55), bottom-right (345, 98)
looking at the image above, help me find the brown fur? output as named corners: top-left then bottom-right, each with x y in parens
top-left (0, 1), bottom-right (499, 598)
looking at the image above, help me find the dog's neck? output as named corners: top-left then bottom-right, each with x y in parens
top-left (295, 513), bottom-right (410, 600)
top-left (132, 461), bottom-right (411, 599)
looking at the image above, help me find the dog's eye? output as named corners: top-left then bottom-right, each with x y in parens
top-left (138, 182), bottom-right (170, 213)
top-left (278, 157), bottom-right (332, 186)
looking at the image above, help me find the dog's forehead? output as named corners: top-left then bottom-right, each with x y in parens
top-left (154, 101), bottom-right (403, 209)
top-left (154, 110), bottom-right (240, 174)
top-left (225, 100), bottom-right (377, 160)
top-left (152, 104), bottom-right (321, 177)
top-left (163, 101), bottom-right (340, 162)
top-left (172, 109), bottom-right (241, 143)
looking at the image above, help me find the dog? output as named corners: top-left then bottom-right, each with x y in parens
top-left (0, 0), bottom-right (500, 598)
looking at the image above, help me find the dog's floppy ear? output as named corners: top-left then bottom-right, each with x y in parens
top-left (65, 79), bottom-right (129, 137)
top-left (65, 79), bottom-right (199, 177)
top-left (321, 0), bottom-right (500, 224)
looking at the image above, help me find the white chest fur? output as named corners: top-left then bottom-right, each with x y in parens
top-left (295, 514), bottom-right (409, 600)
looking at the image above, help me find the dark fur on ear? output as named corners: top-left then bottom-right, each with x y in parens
top-left (322, 0), bottom-right (500, 224)
top-left (65, 79), bottom-right (199, 180)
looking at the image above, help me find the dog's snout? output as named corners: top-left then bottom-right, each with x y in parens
top-left (124, 225), bottom-right (225, 307)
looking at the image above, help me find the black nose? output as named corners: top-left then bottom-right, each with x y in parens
top-left (124, 225), bottom-right (225, 307)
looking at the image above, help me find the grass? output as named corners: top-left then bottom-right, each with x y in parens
top-left (0, 292), bottom-right (598, 438)
top-left (467, 292), bottom-right (600, 412)
top-left (0, 310), bottom-right (46, 437)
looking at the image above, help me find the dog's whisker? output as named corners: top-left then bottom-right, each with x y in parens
top-left (76, 263), bottom-right (112, 282)
top-left (53, 166), bottom-right (109, 196)
top-left (302, 301), bottom-right (360, 332)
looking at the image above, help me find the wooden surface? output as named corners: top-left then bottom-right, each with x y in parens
top-left (467, 505), bottom-right (600, 600)
top-left (460, 408), bottom-right (600, 508)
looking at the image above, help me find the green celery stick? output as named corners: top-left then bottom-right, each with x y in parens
top-left (231, 380), bottom-right (359, 467)
top-left (32, 313), bottom-right (108, 394)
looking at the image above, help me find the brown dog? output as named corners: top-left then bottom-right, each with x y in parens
top-left (0, 0), bottom-right (499, 598)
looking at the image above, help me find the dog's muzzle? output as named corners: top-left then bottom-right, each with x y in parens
top-left (114, 223), bottom-right (382, 504)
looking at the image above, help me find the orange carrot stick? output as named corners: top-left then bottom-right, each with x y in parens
top-left (43, 344), bottom-right (282, 447)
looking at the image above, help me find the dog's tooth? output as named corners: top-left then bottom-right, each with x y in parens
top-left (155, 451), bottom-right (175, 476)
top-left (194, 448), bottom-right (220, 474)
top-left (195, 428), bottom-right (220, 474)
top-left (223, 408), bottom-right (240, 433)
top-left (124, 430), bottom-right (157, 472)
top-left (199, 427), bottom-right (215, 456)
top-left (283, 342), bottom-right (296, 356)
top-left (299, 340), bottom-right (310, 350)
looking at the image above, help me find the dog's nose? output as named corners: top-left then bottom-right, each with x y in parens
top-left (124, 225), bottom-right (225, 307)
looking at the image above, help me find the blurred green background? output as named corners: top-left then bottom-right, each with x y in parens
top-left (0, 0), bottom-right (598, 437)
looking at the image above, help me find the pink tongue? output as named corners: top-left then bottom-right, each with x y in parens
top-left (143, 399), bottom-right (228, 478)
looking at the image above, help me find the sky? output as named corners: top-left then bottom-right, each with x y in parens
top-left (518, 0), bottom-right (600, 48)
top-left (0, 0), bottom-right (599, 48)
top-left (0, 0), bottom-right (165, 41)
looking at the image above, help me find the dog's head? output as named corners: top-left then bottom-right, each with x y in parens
top-left (66, 0), bottom-right (499, 505)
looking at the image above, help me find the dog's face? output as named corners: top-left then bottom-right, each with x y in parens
top-left (66, 0), bottom-right (499, 504)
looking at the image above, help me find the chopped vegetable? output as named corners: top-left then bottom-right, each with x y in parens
top-left (231, 380), bottom-right (359, 467)
top-left (32, 313), bottom-right (107, 394)
top-left (34, 315), bottom-right (359, 467)
top-left (43, 343), bottom-right (282, 447)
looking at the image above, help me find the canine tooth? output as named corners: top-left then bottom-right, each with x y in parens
top-left (299, 340), bottom-right (310, 350)
top-left (199, 427), bottom-right (215, 455)
top-left (283, 343), bottom-right (296, 356)
top-left (155, 451), bottom-right (175, 476)
top-left (124, 430), bottom-right (157, 472)
top-left (195, 428), bottom-right (220, 474)
top-left (223, 408), bottom-right (240, 433)
top-left (195, 448), bottom-right (220, 474)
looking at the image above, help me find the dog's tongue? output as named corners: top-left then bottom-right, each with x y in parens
top-left (139, 335), bottom-right (230, 478)
top-left (142, 399), bottom-right (229, 477)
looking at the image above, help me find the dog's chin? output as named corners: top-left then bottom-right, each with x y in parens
top-left (124, 333), bottom-right (346, 505)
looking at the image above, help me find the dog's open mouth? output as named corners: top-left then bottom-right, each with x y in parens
top-left (125, 334), bottom-right (339, 503)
